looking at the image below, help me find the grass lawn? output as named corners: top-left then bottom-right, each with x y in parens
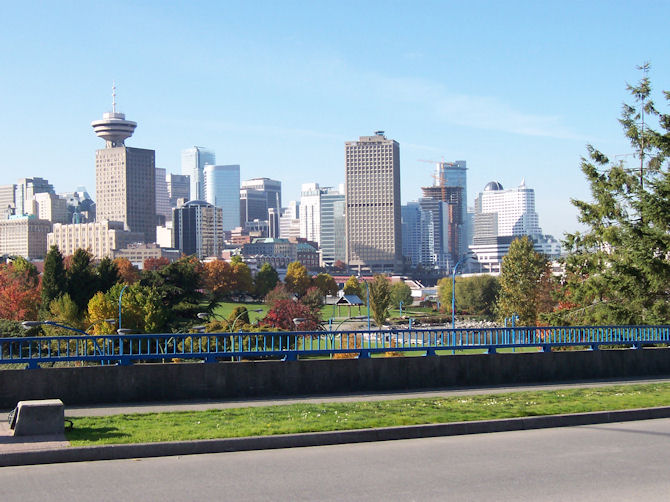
top-left (66, 382), bottom-right (670, 446)
top-left (212, 302), bottom-right (268, 322)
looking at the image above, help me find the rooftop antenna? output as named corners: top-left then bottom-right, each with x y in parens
top-left (112, 82), bottom-right (117, 114)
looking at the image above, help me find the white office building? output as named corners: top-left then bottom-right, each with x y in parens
top-left (181, 147), bottom-right (215, 202)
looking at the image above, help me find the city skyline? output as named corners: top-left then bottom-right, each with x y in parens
top-left (2, 2), bottom-right (669, 239)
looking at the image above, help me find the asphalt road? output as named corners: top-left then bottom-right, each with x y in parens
top-left (2, 418), bottom-right (669, 501)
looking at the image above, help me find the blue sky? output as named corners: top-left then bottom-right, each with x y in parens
top-left (2, 1), bottom-right (669, 238)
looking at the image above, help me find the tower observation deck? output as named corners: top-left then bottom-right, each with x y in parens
top-left (91, 85), bottom-right (137, 147)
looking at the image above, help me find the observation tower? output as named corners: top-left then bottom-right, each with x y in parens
top-left (91, 85), bottom-right (137, 147)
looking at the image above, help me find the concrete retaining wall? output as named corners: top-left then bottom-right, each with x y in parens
top-left (1, 348), bottom-right (670, 408)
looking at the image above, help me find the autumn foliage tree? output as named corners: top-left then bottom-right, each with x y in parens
top-left (284, 261), bottom-right (311, 297)
top-left (0, 263), bottom-right (41, 321)
top-left (262, 299), bottom-right (321, 331)
top-left (114, 258), bottom-right (140, 284)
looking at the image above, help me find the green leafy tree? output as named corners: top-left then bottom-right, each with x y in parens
top-left (228, 306), bottom-right (250, 330)
top-left (284, 261), bottom-right (311, 297)
top-left (437, 277), bottom-right (454, 313)
top-left (89, 283), bottom-right (168, 333)
top-left (496, 236), bottom-right (553, 326)
top-left (231, 260), bottom-right (253, 296)
top-left (313, 273), bottom-right (339, 297)
top-left (457, 275), bottom-right (500, 317)
top-left (254, 262), bottom-right (279, 298)
top-left (96, 257), bottom-right (119, 293)
top-left (561, 65), bottom-right (670, 325)
top-left (41, 245), bottom-right (67, 311)
top-left (66, 249), bottom-right (97, 313)
top-left (48, 293), bottom-right (86, 334)
top-left (343, 275), bottom-right (363, 299)
top-left (301, 286), bottom-right (324, 314)
top-left (10, 256), bottom-right (39, 287)
top-left (368, 275), bottom-right (391, 327)
top-left (390, 282), bottom-right (413, 309)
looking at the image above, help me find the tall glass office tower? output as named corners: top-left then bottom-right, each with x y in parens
top-left (204, 164), bottom-right (240, 231)
top-left (181, 147), bottom-right (215, 201)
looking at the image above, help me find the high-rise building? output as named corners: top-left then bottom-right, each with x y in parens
top-left (299, 183), bottom-right (322, 243)
top-left (0, 216), bottom-right (51, 259)
top-left (418, 197), bottom-right (451, 271)
top-left (279, 201), bottom-right (300, 240)
top-left (181, 147), bottom-right (215, 201)
top-left (239, 188), bottom-right (268, 226)
top-left (92, 91), bottom-right (156, 243)
top-left (48, 221), bottom-right (144, 260)
top-left (345, 131), bottom-right (402, 272)
top-left (167, 173), bottom-right (190, 208)
top-left (61, 188), bottom-right (96, 223)
top-left (0, 185), bottom-right (16, 219)
top-left (420, 160), bottom-right (468, 265)
top-left (33, 192), bottom-right (69, 224)
top-left (474, 180), bottom-right (541, 238)
top-left (15, 177), bottom-right (54, 216)
top-left (469, 179), bottom-right (560, 273)
top-left (172, 200), bottom-right (223, 259)
top-left (204, 164), bottom-right (240, 231)
top-left (155, 168), bottom-right (171, 224)
top-left (241, 178), bottom-right (281, 215)
top-left (320, 190), bottom-right (345, 267)
top-left (401, 202), bottom-right (435, 268)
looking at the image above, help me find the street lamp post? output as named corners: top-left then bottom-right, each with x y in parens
top-left (365, 281), bottom-right (371, 331)
top-left (118, 284), bottom-right (129, 330)
top-left (399, 300), bottom-right (404, 318)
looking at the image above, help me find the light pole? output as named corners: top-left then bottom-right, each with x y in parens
top-left (118, 284), bottom-right (129, 330)
top-left (399, 300), bottom-right (404, 318)
top-left (365, 280), bottom-right (371, 331)
top-left (22, 319), bottom-right (116, 335)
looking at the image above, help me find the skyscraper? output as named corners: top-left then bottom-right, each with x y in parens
top-left (240, 178), bottom-right (282, 215)
top-left (469, 179), bottom-right (561, 273)
top-left (92, 89), bottom-right (156, 242)
top-left (167, 173), bottom-right (190, 207)
top-left (155, 168), bottom-right (171, 223)
top-left (401, 202), bottom-right (435, 268)
top-left (421, 160), bottom-right (468, 265)
top-left (181, 147), bottom-right (215, 201)
top-left (345, 131), bottom-right (402, 272)
top-left (14, 177), bottom-right (54, 216)
top-left (204, 164), bottom-right (240, 231)
top-left (173, 200), bottom-right (223, 259)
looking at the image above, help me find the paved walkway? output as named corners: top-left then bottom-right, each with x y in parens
top-left (58, 376), bottom-right (670, 417)
top-left (2, 376), bottom-right (668, 456)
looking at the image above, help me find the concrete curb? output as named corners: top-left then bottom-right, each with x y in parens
top-left (3, 406), bottom-right (670, 467)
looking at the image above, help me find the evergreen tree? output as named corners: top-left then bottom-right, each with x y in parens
top-left (41, 245), bottom-right (67, 312)
top-left (496, 236), bottom-right (552, 326)
top-left (66, 249), bottom-right (97, 313)
top-left (560, 65), bottom-right (670, 325)
top-left (96, 257), bottom-right (119, 293)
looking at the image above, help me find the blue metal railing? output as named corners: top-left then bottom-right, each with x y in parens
top-left (1, 325), bottom-right (669, 368)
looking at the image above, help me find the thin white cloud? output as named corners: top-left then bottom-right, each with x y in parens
top-left (373, 75), bottom-right (584, 140)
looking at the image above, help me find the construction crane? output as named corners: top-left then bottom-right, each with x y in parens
top-left (418, 159), bottom-right (457, 192)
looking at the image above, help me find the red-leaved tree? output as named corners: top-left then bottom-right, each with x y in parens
top-left (0, 264), bottom-right (41, 321)
top-left (261, 299), bottom-right (321, 331)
